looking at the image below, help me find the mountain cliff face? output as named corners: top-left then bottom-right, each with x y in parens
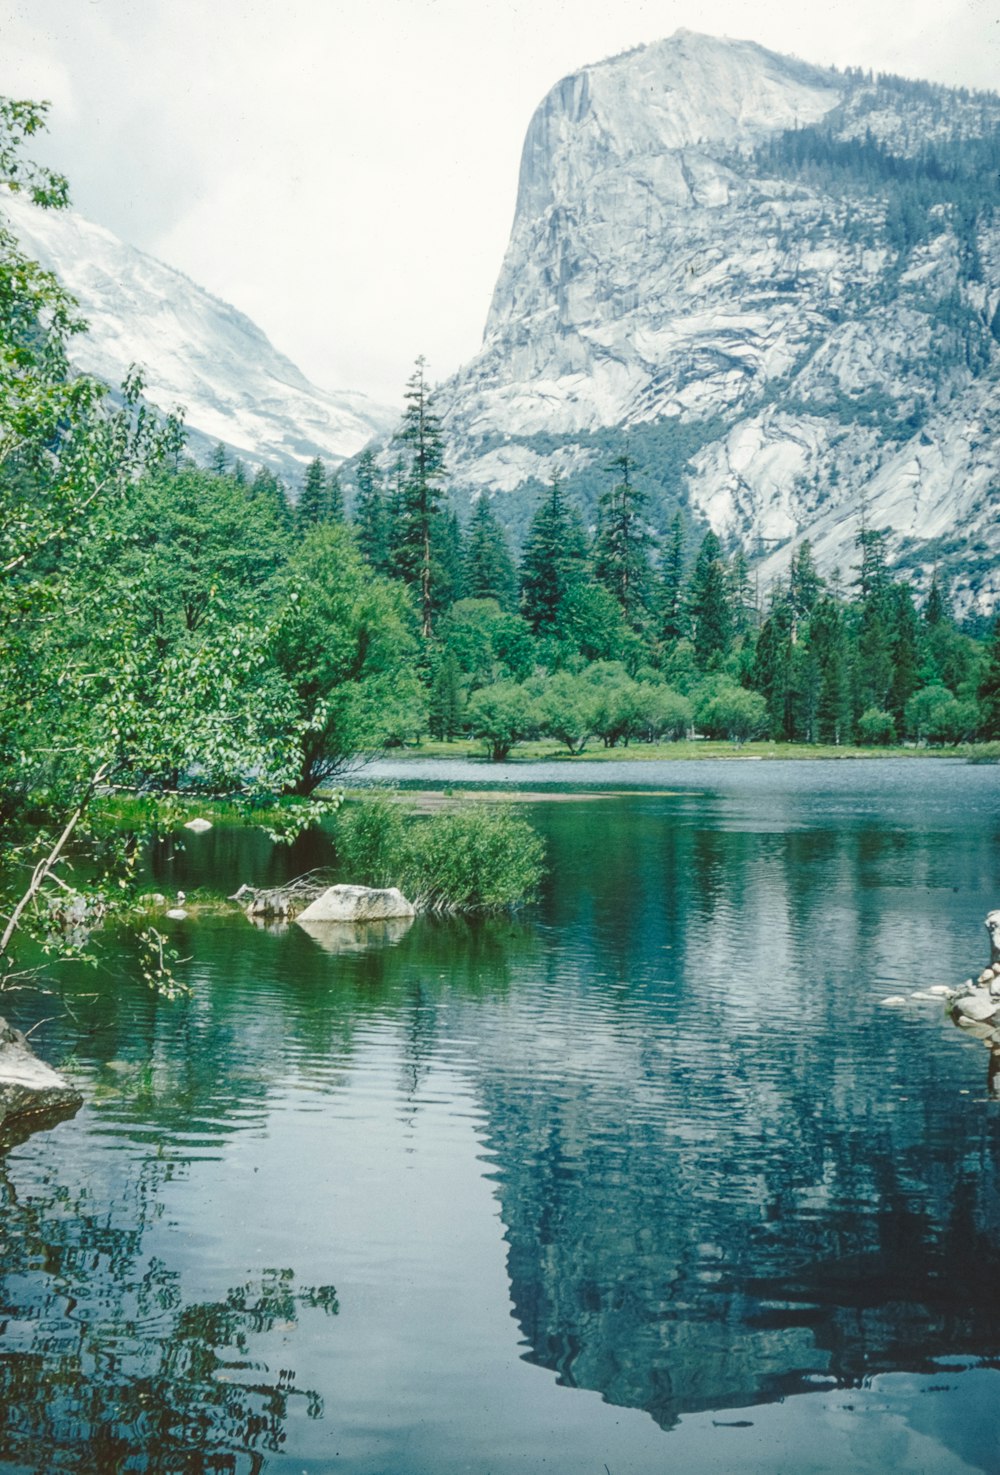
top-left (437, 32), bottom-right (1000, 613)
top-left (3, 192), bottom-right (393, 479)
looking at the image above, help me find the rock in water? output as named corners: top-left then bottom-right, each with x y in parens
top-left (952, 992), bottom-right (1000, 1026)
top-left (0, 1018), bottom-right (82, 1138)
top-left (986, 911), bottom-right (1000, 966)
top-left (184, 818), bottom-right (213, 833)
top-left (296, 885), bottom-right (416, 924)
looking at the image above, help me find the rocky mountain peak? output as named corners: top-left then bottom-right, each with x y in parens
top-left (438, 34), bottom-right (1000, 615)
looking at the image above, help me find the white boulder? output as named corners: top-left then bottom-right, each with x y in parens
top-left (0, 1018), bottom-right (82, 1136)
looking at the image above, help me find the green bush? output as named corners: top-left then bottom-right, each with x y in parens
top-left (334, 794), bottom-right (544, 911)
top-left (406, 805), bottom-right (545, 912)
top-left (695, 683), bottom-right (769, 742)
top-left (856, 707), bottom-right (897, 745)
top-left (333, 791), bottom-right (409, 887)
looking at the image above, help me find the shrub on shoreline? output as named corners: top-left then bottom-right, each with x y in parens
top-left (334, 793), bottom-right (544, 912)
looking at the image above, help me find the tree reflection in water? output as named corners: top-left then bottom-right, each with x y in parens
top-left (0, 1154), bottom-right (337, 1473)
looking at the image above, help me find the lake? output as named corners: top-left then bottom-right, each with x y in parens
top-left (2, 758), bottom-right (999, 1473)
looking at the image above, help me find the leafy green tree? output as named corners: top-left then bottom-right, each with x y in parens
top-left (557, 580), bottom-right (631, 665)
top-left (465, 494), bottom-right (517, 609)
top-left (438, 598), bottom-right (534, 690)
top-left (695, 681), bottom-right (768, 743)
top-left (95, 467), bottom-right (289, 649)
top-left (584, 663), bottom-right (650, 748)
top-left (905, 684), bottom-right (976, 744)
top-left (269, 525), bottom-right (421, 793)
top-left (856, 707), bottom-right (897, 745)
top-left (0, 98), bottom-right (195, 977)
top-left (391, 356), bottom-right (447, 636)
top-left (644, 683), bottom-right (693, 741)
top-left (465, 680), bottom-right (535, 761)
top-left (592, 450), bottom-right (655, 628)
top-left (532, 671), bottom-right (598, 754)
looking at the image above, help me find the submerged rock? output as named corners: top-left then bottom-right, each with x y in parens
top-left (296, 885), bottom-right (416, 924)
top-left (0, 1018), bottom-right (82, 1142)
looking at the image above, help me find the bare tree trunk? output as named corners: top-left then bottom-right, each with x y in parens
top-left (0, 762), bottom-right (109, 972)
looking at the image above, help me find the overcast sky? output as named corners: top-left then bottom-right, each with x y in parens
top-left (3, 0), bottom-right (999, 408)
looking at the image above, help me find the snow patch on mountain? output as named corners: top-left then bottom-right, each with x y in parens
top-left (3, 192), bottom-right (392, 477)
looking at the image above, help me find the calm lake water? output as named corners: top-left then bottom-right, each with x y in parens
top-left (3, 759), bottom-right (1000, 1473)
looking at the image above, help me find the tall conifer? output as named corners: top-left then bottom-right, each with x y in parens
top-left (519, 477), bottom-right (587, 636)
top-left (465, 495), bottom-right (517, 609)
top-left (592, 450), bottom-right (655, 628)
top-left (392, 357), bottom-right (447, 637)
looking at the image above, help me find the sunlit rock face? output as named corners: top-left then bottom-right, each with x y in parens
top-left (438, 31), bottom-right (1000, 614)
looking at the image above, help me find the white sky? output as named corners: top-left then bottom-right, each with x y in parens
top-left (2, 0), bottom-right (999, 408)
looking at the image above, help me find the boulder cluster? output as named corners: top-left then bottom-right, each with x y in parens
top-left (948, 911), bottom-right (1000, 1037)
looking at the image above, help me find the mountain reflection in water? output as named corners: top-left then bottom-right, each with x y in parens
top-left (2, 761), bottom-right (999, 1473)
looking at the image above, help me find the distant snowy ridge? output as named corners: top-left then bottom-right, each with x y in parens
top-left (3, 191), bottom-right (393, 479)
top-left (435, 31), bottom-right (1000, 613)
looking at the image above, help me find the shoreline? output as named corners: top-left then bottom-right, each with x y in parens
top-left (369, 739), bottom-right (998, 765)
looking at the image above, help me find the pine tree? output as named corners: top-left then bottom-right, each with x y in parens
top-left (210, 442), bottom-right (229, 476)
top-left (789, 540), bottom-right (822, 617)
top-left (465, 495), bottom-right (517, 609)
top-left (888, 582), bottom-right (921, 731)
top-left (687, 532), bottom-right (731, 667)
top-left (353, 449), bottom-right (389, 573)
top-left (392, 357), bottom-right (447, 637)
top-left (976, 615), bottom-right (1000, 739)
top-left (924, 570), bottom-right (950, 626)
top-left (658, 512), bottom-right (687, 645)
top-left (809, 596), bottom-right (852, 744)
top-left (433, 508), bottom-right (466, 616)
top-left (250, 465), bottom-right (292, 529)
top-left (855, 518), bottom-right (890, 601)
top-left (298, 457), bottom-right (343, 529)
top-left (753, 591), bottom-right (795, 738)
top-left (428, 648), bottom-right (463, 739)
top-left (592, 450), bottom-right (655, 629)
top-left (728, 548), bottom-right (756, 637)
top-left (519, 477), bottom-right (587, 636)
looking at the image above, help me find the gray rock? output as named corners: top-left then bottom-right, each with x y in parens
top-left (987, 910), bottom-right (1000, 966)
top-left (184, 817), bottom-right (213, 833)
top-left (952, 992), bottom-right (1000, 1026)
top-left (0, 1017), bottom-right (82, 1138)
top-left (296, 884), bottom-right (415, 924)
